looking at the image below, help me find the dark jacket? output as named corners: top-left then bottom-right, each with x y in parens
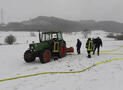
top-left (94, 37), bottom-right (102, 47)
top-left (76, 39), bottom-right (82, 49)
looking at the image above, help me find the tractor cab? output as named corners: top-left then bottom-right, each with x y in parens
top-left (40, 32), bottom-right (63, 42)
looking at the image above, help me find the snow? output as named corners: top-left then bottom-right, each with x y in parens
top-left (0, 30), bottom-right (123, 90)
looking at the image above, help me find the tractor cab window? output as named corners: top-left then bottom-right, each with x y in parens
top-left (58, 33), bottom-right (63, 40)
top-left (42, 34), bottom-right (50, 41)
top-left (52, 33), bottom-right (57, 39)
top-left (45, 34), bottom-right (50, 40)
top-left (42, 34), bottom-right (45, 41)
top-left (41, 32), bottom-right (63, 41)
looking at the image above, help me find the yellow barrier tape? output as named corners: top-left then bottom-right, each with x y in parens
top-left (95, 58), bottom-right (123, 66)
top-left (0, 58), bottom-right (123, 83)
top-left (100, 46), bottom-right (123, 53)
top-left (100, 53), bottom-right (123, 55)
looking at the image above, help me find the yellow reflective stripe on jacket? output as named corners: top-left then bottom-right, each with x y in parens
top-left (88, 40), bottom-right (93, 51)
top-left (53, 42), bottom-right (59, 53)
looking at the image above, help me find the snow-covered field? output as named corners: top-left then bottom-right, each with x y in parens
top-left (0, 30), bottom-right (123, 90)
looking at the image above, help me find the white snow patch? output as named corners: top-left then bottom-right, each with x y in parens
top-left (0, 30), bottom-right (123, 90)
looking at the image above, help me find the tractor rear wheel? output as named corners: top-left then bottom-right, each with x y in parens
top-left (24, 50), bottom-right (36, 63)
top-left (39, 49), bottom-right (51, 63)
top-left (59, 45), bottom-right (66, 58)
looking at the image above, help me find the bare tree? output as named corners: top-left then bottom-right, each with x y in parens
top-left (30, 32), bottom-right (36, 37)
top-left (82, 29), bottom-right (91, 38)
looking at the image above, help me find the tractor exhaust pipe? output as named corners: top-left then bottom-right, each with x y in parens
top-left (39, 30), bottom-right (41, 42)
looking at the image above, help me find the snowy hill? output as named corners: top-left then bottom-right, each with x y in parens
top-left (1, 16), bottom-right (123, 32)
top-left (0, 30), bottom-right (123, 90)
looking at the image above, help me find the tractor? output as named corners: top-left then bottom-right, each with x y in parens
top-left (24, 31), bottom-right (74, 63)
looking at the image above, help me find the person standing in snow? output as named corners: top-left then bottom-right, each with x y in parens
top-left (92, 38), bottom-right (95, 51)
top-left (86, 38), bottom-right (93, 58)
top-left (76, 39), bottom-right (82, 54)
top-left (93, 37), bottom-right (103, 56)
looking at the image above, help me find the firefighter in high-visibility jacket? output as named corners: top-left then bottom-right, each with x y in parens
top-left (86, 38), bottom-right (93, 58)
top-left (53, 40), bottom-right (59, 60)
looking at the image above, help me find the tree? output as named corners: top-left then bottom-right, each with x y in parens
top-left (116, 35), bottom-right (123, 40)
top-left (82, 29), bottom-right (91, 38)
top-left (4, 35), bottom-right (16, 45)
top-left (30, 32), bottom-right (36, 37)
top-left (107, 33), bottom-right (116, 38)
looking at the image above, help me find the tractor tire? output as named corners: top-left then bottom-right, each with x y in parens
top-left (59, 45), bottom-right (66, 58)
top-left (24, 50), bottom-right (36, 63)
top-left (39, 49), bottom-right (51, 63)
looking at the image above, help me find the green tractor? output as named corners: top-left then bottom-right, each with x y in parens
top-left (24, 31), bottom-right (74, 63)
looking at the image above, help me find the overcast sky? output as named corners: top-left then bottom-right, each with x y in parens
top-left (0, 0), bottom-right (123, 23)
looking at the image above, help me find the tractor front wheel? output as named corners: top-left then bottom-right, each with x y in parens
top-left (24, 50), bottom-right (36, 63)
top-left (39, 49), bottom-right (51, 63)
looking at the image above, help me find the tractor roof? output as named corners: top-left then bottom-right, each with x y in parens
top-left (42, 31), bottom-right (62, 34)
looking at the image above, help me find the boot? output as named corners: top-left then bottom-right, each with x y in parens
top-left (97, 52), bottom-right (99, 56)
top-left (88, 55), bottom-right (91, 58)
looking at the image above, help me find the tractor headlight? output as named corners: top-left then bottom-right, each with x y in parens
top-left (29, 44), bottom-right (34, 50)
top-left (30, 46), bottom-right (34, 49)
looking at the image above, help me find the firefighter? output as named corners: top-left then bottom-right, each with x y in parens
top-left (86, 38), bottom-right (93, 58)
top-left (93, 37), bottom-right (102, 56)
top-left (76, 39), bottom-right (82, 54)
top-left (52, 39), bottom-right (59, 60)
